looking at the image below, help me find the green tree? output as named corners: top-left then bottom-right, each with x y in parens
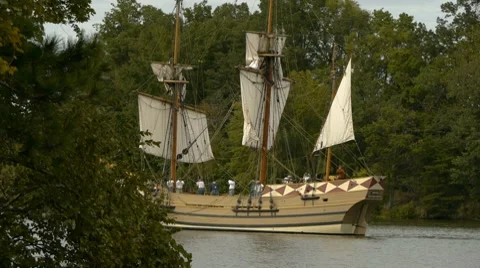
top-left (0, 35), bottom-right (191, 266)
top-left (351, 9), bottom-right (437, 211)
top-left (0, 0), bottom-right (94, 77)
top-left (445, 27), bottom-right (480, 218)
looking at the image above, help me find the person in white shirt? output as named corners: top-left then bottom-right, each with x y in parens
top-left (176, 179), bottom-right (184, 193)
top-left (196, 177), bottom-right (205, 195)
top-left (303, 172), bottom-right (311, 184)
top-left (166, 179), bottom-right (174, 192)
top-left (283, 175), bottom-right (292, 184)
top-left (228, 179), bottom-right (236, 196)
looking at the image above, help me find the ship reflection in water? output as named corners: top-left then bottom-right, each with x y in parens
top-left (174, 225), bottom-right (480, 268)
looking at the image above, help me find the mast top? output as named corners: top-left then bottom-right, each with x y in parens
top-left (173, 0), bottom-right (182, 65)
top-left (267, 0), bottom-right (274, 34)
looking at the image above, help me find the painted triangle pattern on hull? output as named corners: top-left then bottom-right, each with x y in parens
top-left (260, 176), bottom-right (384, 197)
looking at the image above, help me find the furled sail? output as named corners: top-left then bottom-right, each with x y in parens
top-left (313, 59), bottom-right (355, 152)
top-left (240, 32), bottom-right (290, 150)
top-left (151, 62), bottom-right (193, 82)
top-left (245, 32), bottom-right (286, 70)
top-left (151, 62), bottom-right (192, 100)
top-left (138, 93), bottom-right (214, 163)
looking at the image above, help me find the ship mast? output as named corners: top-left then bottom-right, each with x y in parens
top-left (171, 0), bottom-right (182, 189)
top-left (324, 43), bottom-right (336, 181)
top-left (259, 0), bottom-right (275, 185)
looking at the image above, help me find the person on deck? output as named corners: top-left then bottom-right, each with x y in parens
top-left (228, 179), bottom-right (236, 196)
top-left (248, 180), bottom-right (256, 197)
top-left (255, 181), bottom-right (264, 197)
top-left (336, 166), bottom-right (346, 180)
top-left (176, 179), bottom-right (184, 193)
top-left (151, 184), bottom-right (159, 197)
top-left (303, 172), bottom-right (311, 183)
top-left (196, 177), bottom-right (205, 195)
top-left (166, 179), bottom-right (174, 192)
top-left (210, 181), bottom-right (219, 195)
top-left (283, 175), bottom-right (292, 184)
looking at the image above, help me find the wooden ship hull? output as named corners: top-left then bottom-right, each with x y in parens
top-left (165, 176), bottom-right (384, 235)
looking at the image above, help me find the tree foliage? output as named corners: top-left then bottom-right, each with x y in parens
top-left (0, 0), bottom-right (95, 77)
top-left (0, 32), bottom-right (190, 268)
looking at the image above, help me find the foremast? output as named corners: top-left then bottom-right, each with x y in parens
top-left (138, 0), bottom-right (214, 190)
top-left (170, 0), bottom-right (182, 188)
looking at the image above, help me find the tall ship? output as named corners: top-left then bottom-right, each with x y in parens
top-left (138, 0), bottom-right (384, 235)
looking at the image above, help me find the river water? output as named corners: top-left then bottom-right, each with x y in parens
top-left (174, 225), bottom-right (480, 268)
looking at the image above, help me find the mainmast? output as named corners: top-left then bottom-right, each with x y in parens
top-left (324, 43), bottom-right (336, 181)
top-left (240, 0), bottom-right (290, 185)
top-left (259, 0), bottom-right (275, 185)
top-left (171, 0), bottom-right (182, 188)
top-left (139, 0), bottom-right (213, 185)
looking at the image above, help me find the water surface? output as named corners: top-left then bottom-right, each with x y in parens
top-left (174, 225), bottom-right (480, 268)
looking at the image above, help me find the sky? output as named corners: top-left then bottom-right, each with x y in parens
top-left (45, 0), bottom-right (447, 40)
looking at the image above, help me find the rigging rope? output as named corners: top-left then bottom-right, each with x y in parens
top-left (142, 152), bottom-right (171, 205)
top-left (355, 142), bottom-right (373, 174)
top-left (282, 127), bottom-right (295, 176)
top-left (177, 99), bottom-right (236, 184)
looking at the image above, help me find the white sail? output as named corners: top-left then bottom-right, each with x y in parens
top-left (313, 59), bottom-right (355, 152)
top-left (241, 32), bottom-right (290, 150)
top-left (240, 69), bottom-right (290, 150)
top-left (151, 62), bottom-right (174, 82)
top-left (245, 32), bottom-right (267, 69)
top-left (151, 62), bottom-right (192, 100)
top-left (151, 62), bottom-right (193, 81)
top-left (138, 94), bottom-right (214, 163)
top-left (245, 32), bottom-right (286, 70)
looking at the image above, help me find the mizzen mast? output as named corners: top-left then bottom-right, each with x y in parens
top-left (324, 43), bottom-right (336, 181)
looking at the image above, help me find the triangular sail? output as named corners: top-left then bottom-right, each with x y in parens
top-left (138, 93), bottom-right (214, 163)
top-left (313, 59), bottom-right (355, 152)
top-left (240, 32), bottom-right (290, 150)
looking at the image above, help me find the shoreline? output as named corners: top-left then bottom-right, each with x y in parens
top-left (371, 219), bottom-right (480, 228)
